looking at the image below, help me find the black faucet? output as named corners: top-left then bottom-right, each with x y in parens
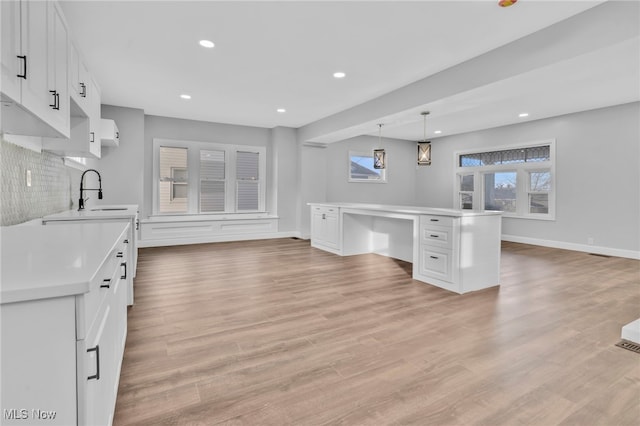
top-left (78, 169), bottom-right (103, 211)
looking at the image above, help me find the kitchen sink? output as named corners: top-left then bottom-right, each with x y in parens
top-left (90, 208), bottom-right (129, 211)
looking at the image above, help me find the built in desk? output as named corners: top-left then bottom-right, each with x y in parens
top-left (308, 203), bottom-right (502, 294)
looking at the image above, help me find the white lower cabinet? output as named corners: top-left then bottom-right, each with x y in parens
top-left (0, 226), bottom-right (129, 426)
top-left (310, 205), bottom-right (341, 253)
top-left (416, 214), bottom-right (501, 294)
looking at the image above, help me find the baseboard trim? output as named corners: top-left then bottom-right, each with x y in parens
top-left (501, 234), bottom-right (640, 260)
top-left (139, 231), bottom-right (301, 248)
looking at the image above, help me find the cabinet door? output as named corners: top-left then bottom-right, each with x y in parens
top-left (80, 303), bottom-right (115, 426)
top-left (324, 213), bottom-right (339, 248)
top-left (88, 77), bottom-right (101, 158)
top-left (20, 0), bottom-right (50, 122)
top-left (311, 210), bottom-right (326, 243)
top-left (1, 0), bottom-right (21, 102)
top-left (46, 0), bottom-right (69, 136)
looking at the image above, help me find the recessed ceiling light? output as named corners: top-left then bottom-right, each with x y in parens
top-left (333, 72), bottom-right (346, 79)
top-left (199, 40), bottom-right (215, 48)
top-left (180, 94), bottom-right (191, 100)
top-left (276, 108), bottom-right (286, 113)
top-left (519, 112), bottom-right (529, 117)
top-left (434, 130), bottom-right (442, 134)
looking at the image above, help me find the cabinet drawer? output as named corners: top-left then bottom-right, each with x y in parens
top-left (420, 248), bottom-right (453, 283)
top-left (312, 205), bottom-right (339, 216)
top-left (421, 226), bottom-right (453, 249)
top-left (421, 215), bottom-right (454, 228)
top-left (76, 246), bottom-right (123, 340)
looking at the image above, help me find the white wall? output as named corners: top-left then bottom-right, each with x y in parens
top-left (98, 105), bottom-right (145, 209)
top-left (414, 102), bottom-right (640, 256)
top-left (325, 135), bottom-right (416, 205)
top-left (270, 126), bottom-right (299, 232)
top-left (298, 144), bottom-right (327, 238)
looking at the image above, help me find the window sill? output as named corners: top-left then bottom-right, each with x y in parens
top-left (145, 212), bottom-right (276, 223)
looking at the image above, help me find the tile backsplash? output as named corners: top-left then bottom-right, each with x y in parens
top-left (0, 137), bottom-right (82, 226)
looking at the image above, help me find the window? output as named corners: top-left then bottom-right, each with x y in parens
top-left (455, 140), bottom-right (555, 219)
top-left (159, 147), bottom-right (188, 213)
top-left (349, 151), bottom-right (386, 182)
top-left (153, 138), bottom-right (266, 215)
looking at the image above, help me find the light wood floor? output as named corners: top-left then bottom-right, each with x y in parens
top-left (113, 239), bottom-right (640, 425)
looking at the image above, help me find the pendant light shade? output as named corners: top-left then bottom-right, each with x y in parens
top-left (374, 123), bottom-right (386, 169)
top-left (417, 111), bottom-right (431, 166)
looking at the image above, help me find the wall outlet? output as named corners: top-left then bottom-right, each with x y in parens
top-left (587, 236), bottom-right (594, 245)
top-left (26, 169), bottom-right (31, 187)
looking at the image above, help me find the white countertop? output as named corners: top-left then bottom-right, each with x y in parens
top-left (0, 222), bottom-right (128, 304)
top-left (43, 204), bottom-right (138, 222)
top-left (308, 202), bottom-right (502, 217)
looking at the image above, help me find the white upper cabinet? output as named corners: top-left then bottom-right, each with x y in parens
top-left (101, 118), bottom-right (120, 147)
top-left (1, 0), bottom-right (22, 102)
top-left (0, 0), bottom-right (70, 139)
top-left (44, 76), bottom-right (101, 158)
top-left (69, 41), bottom-right (91, 117)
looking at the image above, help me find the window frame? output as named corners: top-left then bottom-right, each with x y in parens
top-left (348, 150), bottom-right (387, 183)
top-left (454, 139), bottom-right (556, 220)
top-left (152, 138), bottom-right (266, 216)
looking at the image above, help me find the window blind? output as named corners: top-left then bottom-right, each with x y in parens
top-left (200, 150), bottom-right (225, 212)
top-left (236, 151), bottom-right (259, 211)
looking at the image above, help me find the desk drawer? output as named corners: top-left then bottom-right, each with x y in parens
top-left (420, 247), bottom-right (453, 283)
top-left (421, 227), bottom-right (453, 249)
top-left (312, 205), bottom-right (339, 216)
top-left (421, 215), bottom-right (454, 228)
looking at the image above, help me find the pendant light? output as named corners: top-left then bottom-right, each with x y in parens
top-left (417, 111), bottom-right (431, 166)
top-left (373, 123), bottom-right (386, 169)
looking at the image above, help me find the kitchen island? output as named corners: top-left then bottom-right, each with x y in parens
top-left (309, 203), bottom-right (502, 294)
top-left (1, 222), bottom-right (129, 426)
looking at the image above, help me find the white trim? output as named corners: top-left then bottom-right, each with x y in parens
top-left (502, 234), bottom-right (640, 260)
top-left (138, 231), bottom-right (299, 248)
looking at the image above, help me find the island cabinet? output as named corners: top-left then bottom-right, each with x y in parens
top-left (0, 223), bottom-right (129, 426)
top-left (310, 204), bottom-right (341, 254)
top-left (308, 203), bottom-right (502, 294)
top-left (415, 214), bottom-right (501, 294)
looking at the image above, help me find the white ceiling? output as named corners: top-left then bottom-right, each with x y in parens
top-left (60, 0), bottom-right (639, 142)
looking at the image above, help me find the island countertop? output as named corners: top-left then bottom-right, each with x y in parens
top-left (0, 222), bottom-right (128, 304)
top-left (308, 202), bottom-right (502, 217)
